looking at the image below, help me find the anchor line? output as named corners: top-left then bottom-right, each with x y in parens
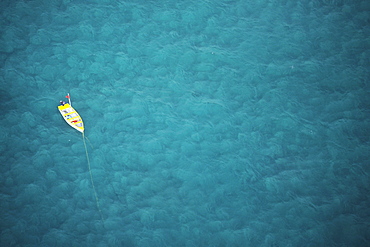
top-left (82, 132), bottom-right (104, 221)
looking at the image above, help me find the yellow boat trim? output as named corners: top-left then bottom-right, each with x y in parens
top-left (58, 104), bottom-right (71, 109)
top-left (63, 111), bottom-right (77, 116)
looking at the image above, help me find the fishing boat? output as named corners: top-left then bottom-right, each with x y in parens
top-left (58, 93), bottom-right (84, 133)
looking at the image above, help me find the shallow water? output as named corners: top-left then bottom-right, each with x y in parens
top-left (1, 0), bottom-right (369, 246)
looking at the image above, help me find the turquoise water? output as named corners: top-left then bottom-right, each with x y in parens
top-left (1, 0), bottom-right (369, 246)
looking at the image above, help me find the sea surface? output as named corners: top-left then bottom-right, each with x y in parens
top-left (0, 0), bottom-right (369, 246)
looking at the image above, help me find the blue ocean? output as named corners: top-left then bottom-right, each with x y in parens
top-left (1, 0), bottom-right (369, 246)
